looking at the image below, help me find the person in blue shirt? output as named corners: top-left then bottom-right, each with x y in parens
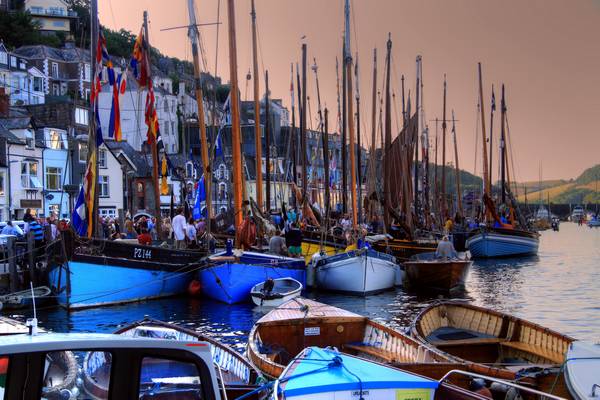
top-left (1, 221), bottom-right (23, 238)
top-left (27, 219), bottom-right (45, 247)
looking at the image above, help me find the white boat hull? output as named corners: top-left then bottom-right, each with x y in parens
top-left (250, 278), bottom-right (303, 307)
top-left (314, 249), bottom-right (397, 295)
top-left (565, 341), bottom-right (600, 400)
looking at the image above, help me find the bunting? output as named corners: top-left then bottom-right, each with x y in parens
top-left (160, 152), bottom-right (168, 195)
top-left (73, 24), bottom-right (110, 238)
top-left (108, 69), bottom-right (126, 141)
top-left (130, 28), bottom-right (150, 88)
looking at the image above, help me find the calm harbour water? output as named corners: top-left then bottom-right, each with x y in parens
top-left (11, 222), bottom-right (600, 350)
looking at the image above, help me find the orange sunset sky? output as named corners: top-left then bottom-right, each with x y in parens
top-left (99, 0), bottom-right (600, 182)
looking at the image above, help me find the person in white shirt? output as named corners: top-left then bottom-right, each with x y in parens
top-left (172, 208), bottom-right (187, 249)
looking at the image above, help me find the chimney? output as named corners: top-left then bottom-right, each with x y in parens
top-left (178, 81), bottom-right (185, 97)
top-left (64, 35), bottom-right (76, 49)
top-left (0, 88), bottom-right (9, 118)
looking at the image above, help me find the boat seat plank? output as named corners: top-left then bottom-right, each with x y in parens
top-left (430, 337), bottom-right (505, 347)
top-left (500, 341), bottom-right (565, 364)
top-left (343, 344), bottom-right (412, 363)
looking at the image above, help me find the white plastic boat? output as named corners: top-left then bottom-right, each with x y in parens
top-left (250, 277), bottom-right (303, 307)
top-left (565, 341), bottom-right (600, 400)
top-left (312, 248), bottom-right (397, 295)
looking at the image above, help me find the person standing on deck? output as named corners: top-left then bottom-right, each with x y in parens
top-left (285, 223), bottom-right (303, 257)
top-left (269, 230), bottom-right (288, 256)
top-left (435, 235), bottom-right (458, 259)
top-left (172, 208), bottom-right (187, 249)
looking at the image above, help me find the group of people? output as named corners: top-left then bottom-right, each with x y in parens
top-left (171, 207), bottom-right (211, 250)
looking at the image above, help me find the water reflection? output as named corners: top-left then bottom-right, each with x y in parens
top-left (11, 222), bottom-right (600, 345)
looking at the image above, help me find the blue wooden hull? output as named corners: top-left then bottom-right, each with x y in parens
top-left (466, 230), bottom-right (539, 258)
top-left (48, 259), bottom-right (192, 309)
top-left (198, 252), bottom-right (306, 304)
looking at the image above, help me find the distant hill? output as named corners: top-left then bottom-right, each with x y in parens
top-left (515, 165), bottom-right (600, 204)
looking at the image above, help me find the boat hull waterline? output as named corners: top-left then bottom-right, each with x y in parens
top-left (198, 251), bottom-right (306, 304)
top-left (313, 249), bottom-right (397, 295)
top-left (49, 259), bottom-right (193, 309)
top-left (466, 230), bottom-right (539, 258)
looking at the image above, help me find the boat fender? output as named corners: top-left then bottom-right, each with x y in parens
top-left (188, 280), bottom-right (202, 297)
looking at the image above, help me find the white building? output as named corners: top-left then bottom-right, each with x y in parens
top-left (97, 70), bottom-right (179, 154)
top-left (24, 0), bottom-right (76, 33)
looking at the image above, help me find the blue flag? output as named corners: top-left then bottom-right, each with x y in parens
top-left (71, 186), bottom-right (88, 236)
top-left (192, 175), bottom-right (206, 220)
top-left (215, 129), bottom-right (223, 158)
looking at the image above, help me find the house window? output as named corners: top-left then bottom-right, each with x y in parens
top-left (10, 56), bottom-right (16, 68)
top-left (0, 171), bottom-right (5, 196)
top-left (99, 208), bottom-right (117, 218)
top-left (163, 123), bottom-right (169, 136)
top-left (171, 121), bottom-right (175, 137)
top-left (185, 161), bottom-right (193, 178)
top-left (32, 77), bottom-right (43, 92)
top-left (98, 176), bottom-right (109, 197)
top-left (52, 83), bottom-right (59, 96)
top-left (78, 142), bottom-right (88, 163)
top-left (46, 167), bottom-right (62, 190)
top-left (30, 6), bottom-right (43, 13)
top-left (21, 161), bottom-right (40, 189)
top-left (53, 20), bottom-right (66, 28)
top-left (48, 129), bottom-right (65, 149)
top-left (51, 62), bottom-right (59, 78)
top-left (98, 149), bottom-right (107, 168)
top-left (218, 182), bottom-right (227, 200)
top-left (75, 107), bottom-right (89, 125)
top-left (0, 51), bottom-right (7, 65)
top-left (164, 98), bottom-right (168, 112)
top-left (25, 130), bottom-right (34, 149)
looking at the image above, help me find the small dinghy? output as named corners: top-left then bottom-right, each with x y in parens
top-left (412, 301), bottom-right (574, 395)
top-left (0, 286), bottom-right (52, 310)
top-left (247, 297), bottom-right (448, 379)
top-left (104, 318), bottom-right (264, 399)
top-left (273, 347), bottom-right (439, 400)
top-left (565, 341), bottom-right (600, 400)
top-left (251, 278), bottom-right (302, 307)
top-left (402, 252), bottom-right (472, 292)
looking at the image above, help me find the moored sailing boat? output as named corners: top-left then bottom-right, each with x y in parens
top-left (466, 73), bottom-right (538, 258)
top-left (49, 10), bottom-right (204, 310)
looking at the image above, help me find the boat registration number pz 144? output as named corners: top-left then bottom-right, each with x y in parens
top-left (304, 327), bottom-right (320, 336)
top-left (133, 248), bottom-right (152, 260)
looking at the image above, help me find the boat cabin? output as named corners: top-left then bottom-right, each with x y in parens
top-left (0, 333), bottom-right (221, 399)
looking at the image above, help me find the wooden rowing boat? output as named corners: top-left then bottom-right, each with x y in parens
top-left (369, 236), bottom-right (438, 262)
top-left (247, 297), bottom-right (448, 379)
top-left (403, 253), bottom-right (472, 292)
top-left (412, 301), bottom-right (574, 397)
top-left (113, 318), bottom-right (265, 399)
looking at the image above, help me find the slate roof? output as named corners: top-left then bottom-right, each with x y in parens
top-left (13, 45), bottom-right (91, 63)
top-left (104, 139), bottom-right (150, 177)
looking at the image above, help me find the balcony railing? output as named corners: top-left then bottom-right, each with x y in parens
top-left (27, 8), bottom-right (78, 17)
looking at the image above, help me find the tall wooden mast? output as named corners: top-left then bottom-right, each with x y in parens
top-left (226, 0), bottom-right (243, 229)
top-left (368, 48), bottom-right (377, 219)
top-left (300, 43), bottom-right (308, 199)
top-left (290, 64), bottom-right (297, 190)
top-left (250, 0), bottom-right (263, 210)
top-left (355, 54), bottom-right (362, 223)
top-left (90, 0), bottom-right (99, 237)
top-left (341, 42), bottom-right (348, 213)
top-left (186, 0), bottom-right (212, 222)
top-left (478, 63), bottom-right (490, 198)
top-left (441, 75), bottom-right (447, 218)
top-left (265, 70), bottom-right (271, 210)
top-left (323, 108), bottom-right (330, 221)
top-left (344, 0), bottom-right (357, 227)
top-left (383, 34), bottom-right (392, 229)
top-left (414, 56), bottom-right (421, 218)
top-left (500, 84), bottom-right (506, 204)
top-left (489, 85), bottom-right (495, 191)
top-left (143, 11), bottom-right (162, 231)
top-left (452, 110), bottom-right (462, 216)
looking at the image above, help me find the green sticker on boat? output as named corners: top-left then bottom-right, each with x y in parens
top-left (396, 388), bottom-right (432, 400)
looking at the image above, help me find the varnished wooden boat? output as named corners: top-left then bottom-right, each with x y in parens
top-left (247, 297), bottom-right (449, 379)
top-left (412, 302), bottom-right (574, 397)
top-left (403, 253), bottom-right (472, 292)
top-left (369, 236), bottom-right (438, 262)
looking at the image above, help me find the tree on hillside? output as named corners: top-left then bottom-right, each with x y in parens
top-left (0, 10), bottom-right (61, 49)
